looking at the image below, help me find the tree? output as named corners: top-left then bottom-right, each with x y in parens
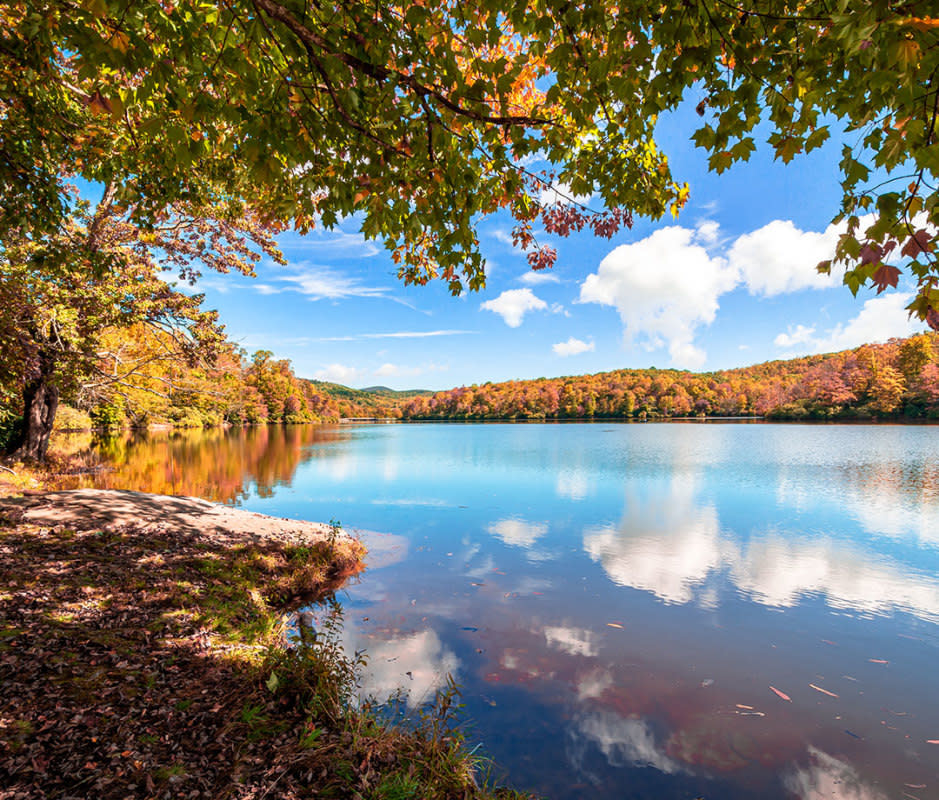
top-left (0, 195), bottom-right (281, 461)
top-left (5, 0), bottom-right (939, 318)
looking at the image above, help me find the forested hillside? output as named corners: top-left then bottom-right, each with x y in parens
top-left (399, 335), bottom-right (939, 422)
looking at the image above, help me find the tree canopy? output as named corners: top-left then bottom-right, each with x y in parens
top-left (3, 0), bottom-right (939, 315)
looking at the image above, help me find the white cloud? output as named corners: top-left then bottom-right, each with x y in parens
top-left (774, 294), bottom-right (923, 354)
top-left (543, 625), bottom-right (599, 658)
top-left (343, 628), bottom-right (460, 709)
top-left (287, 229), bottom-right (381, 258)
top-left (729, 219), bottom-right (846, 295)
top-left (480, 288), bottom-right (548, 327)
top-left (519, 271), bottom-right (561, 286)
top-left (277, 263), bottom-right (388, 300)
top-left (372, 362), bottom-right (447, 379)
top-left (313, 330), bottom-right (473, 342)
top-left (553, 337), bottom-right (595, 357)
top-left (774, 323), bottom-right (817, 348)
top-left (806, 293), bottom-right (922, 352)
top-left (488, 517), bottom-right (548, 548)
top-left (573, 713), bottom-right (685, 775)
top-left (784, 747), bottom-right (888, 800)
top-left (314, 363), bottom-right (362, 383)
top-left (538, 181), bottom-right (595, 206)
top-left (579, 224), bottom-right (738, 368)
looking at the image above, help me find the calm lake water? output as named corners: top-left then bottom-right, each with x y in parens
top-left (67, 422), bottom-right (939, 799)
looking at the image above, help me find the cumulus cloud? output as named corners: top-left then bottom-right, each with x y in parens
top-left (373, 362), bottom-right (447, 379)
top-left (543, 625), bottom-right (599, 658)
top-left (488, 517), bottom-right (548, 548)
top-left (784, 747), bottom-right (888, 800)
top-left (803, 293), bottom-right (922, 352)
top-left (579, 224), bottom-right (738, 369)
top-left (314, 363), bottom-right (362, 383)
top-left (343, 628), bottom-right (460, 709)
top-left (773, 294), bottom-right (923, 354)
top-left (480, 288), bottom-right (548, 327)
top-left (572, 713), bottom-right (685, 775)
top-left (774, 324), bottom-right (817, 348)
top-left (553, 337), bottom-right (595, 357)
top-left (728, 219), bottom-right (846, 295)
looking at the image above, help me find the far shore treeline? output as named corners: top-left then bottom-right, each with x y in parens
top-left (3, 326), bottom-right (939, 448)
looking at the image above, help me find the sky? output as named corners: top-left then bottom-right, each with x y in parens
top-left (191, 102), bottom-right (927, 391)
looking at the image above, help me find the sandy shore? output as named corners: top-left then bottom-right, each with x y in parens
top-left (0, 488), bottom-right (343, 548)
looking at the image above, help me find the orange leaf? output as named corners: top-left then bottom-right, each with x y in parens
top-left (353, 190), bottom-right (369, 205)
top-left (769, 686), bottom-right (792, 702)
top-left (606, 622), bottom-right (624, 629)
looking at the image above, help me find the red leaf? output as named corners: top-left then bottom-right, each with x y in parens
top-left (901, 229), bottom-right (933, 258)
top-left (769, 686), bottom-right (792, 702)
top-left (870, 264), bottom-right (900, 294)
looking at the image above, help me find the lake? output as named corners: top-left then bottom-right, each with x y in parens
top-left (66, 422), bottom-right (939, 799)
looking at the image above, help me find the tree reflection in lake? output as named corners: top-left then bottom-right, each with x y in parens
top-left (56, 424), bottom-right (354, 503)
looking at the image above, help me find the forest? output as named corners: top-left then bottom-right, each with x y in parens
top-left (398, 334), bottom-right (939, 422)
top-left (5, 328), bottom-right (937, 445)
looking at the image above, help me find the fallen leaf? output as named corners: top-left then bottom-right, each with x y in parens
top-left (461, 626), bottom-right (478, 632)
top-left (809, 683), bottom-right (839, 698)
top-left (736, 704), bottom-right (754, 710)
top-left (606, 622), bottom-right (624, 629)
top-left (927, 739), bottom-right (939, 744)
top-left (869, 658), bottom-right (889, 664)
top-left (769, 686), bottom-right (792, 702)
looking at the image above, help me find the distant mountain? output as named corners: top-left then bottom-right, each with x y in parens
top-left (361, 386), bottom-right (433, 398)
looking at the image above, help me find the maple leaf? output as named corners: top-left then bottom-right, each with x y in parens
top-left (871, 263), bottom-right (901, 293)
top-left (901, 229), bottom-right (933, 258)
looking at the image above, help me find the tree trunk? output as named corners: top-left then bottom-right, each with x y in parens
top-left (9, 352), bottom-right (59, 462)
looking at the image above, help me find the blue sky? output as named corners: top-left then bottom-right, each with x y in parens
top-left (192, 103), bottom-right (927, 391)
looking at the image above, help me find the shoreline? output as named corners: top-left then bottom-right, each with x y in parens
top-left (0, 487), bottom-right (529, 800)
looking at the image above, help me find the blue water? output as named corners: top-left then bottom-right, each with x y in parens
top-left (85, 422), bottom-right (939, 798)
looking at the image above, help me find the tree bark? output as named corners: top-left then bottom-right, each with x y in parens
top-left (9, 351), bottom-right (59, 462)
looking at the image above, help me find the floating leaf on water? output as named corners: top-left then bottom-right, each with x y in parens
top-left (821, 639), bottom-right (838, 646)
top-left (809, 683), bottom-right (839, 698)
top-left (905, 784), bottom-right (926, 789)
top-left (869, 658), bottom-right (889, 664)
top-left (606, 622), bottom-right (624, 629)
top-left (844, 729), bottom-right (862, 740)
top-left (927, 739), bottom-right (939, 744)
top-left (769, 686), bottom-right (792, 702)
top-left (736, 704), bottom-right (754, 710)
top-left (470, 581), bottom-right (485, 586)
top-left (462, 626), bottom-right (479, 632)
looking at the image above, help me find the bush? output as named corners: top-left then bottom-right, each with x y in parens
top-left (53, 405), bottom-right (93, 432)
top-left (90, 403), bottom-right (126, 430)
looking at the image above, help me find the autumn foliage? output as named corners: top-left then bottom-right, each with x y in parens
top-left (398, 335), bottom-right (939, 422)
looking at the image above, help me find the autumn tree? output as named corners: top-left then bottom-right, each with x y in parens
top-left (5, 0), bottom-right (939, 318)
top-left (0, 195), bottom-right (281, 461)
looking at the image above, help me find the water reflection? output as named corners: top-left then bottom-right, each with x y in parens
top-left (783, 748), bottom-right (887, 800)
top-left (68, 423), bottom-right (939, 799)
top-left (582, 475), bottom-right (726, 606)
top-left (55, 425), bottom-right (353, 503)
